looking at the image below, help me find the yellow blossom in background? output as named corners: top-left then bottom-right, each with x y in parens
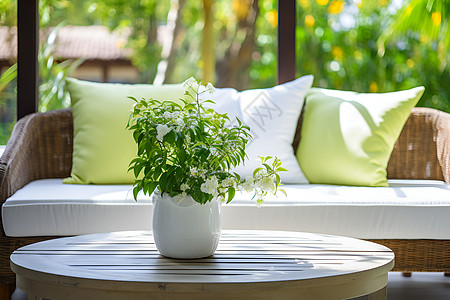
top-left (298, 0), bottom-right (310, 8)
top-left (438, 41), bottom-right (445, 54)
top-left (432, 12), bottom-right (441, 26)
top-left (316, 0), bottom-right (329, 6)
top-left (331, 46), bottom-right (343, 60)
top-left (369, 81), bottom-right (378, 93)
top-left (378, 0), bottom-right (387, 6)
top-left (354, 0), bottom-right (363, 8)
top-left (265, 9), bottom-right (278, 28)
top-left (116, 39), bottom-right (126, 49)
top-left (405, 5), bottom-right (412, 16)
top-left (232, 0), bottom-right (249, 20)
top-left (406, 59), bottom-right (415, 68)
top-left (420, 34), bottom-right (429, 43)
top-left (328, 1), bottom-right (344, 15)
top-left (305, 15), bottom-right (315, 27)
top-left (354, 50), bottom-right (362, 60)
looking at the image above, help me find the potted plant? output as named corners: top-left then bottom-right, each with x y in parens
top-left (127, 77), bottom-right (286, 259)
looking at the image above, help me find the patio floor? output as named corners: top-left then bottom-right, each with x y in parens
top-left (388, 272), bottom-right (450, 299)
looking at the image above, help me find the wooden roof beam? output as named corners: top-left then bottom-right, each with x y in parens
top-left (17, 0), bottom-right (39, 120)
top-left (277, 0), bottom-right (296, 84)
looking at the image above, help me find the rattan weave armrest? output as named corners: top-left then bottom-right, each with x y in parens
top-left (0, 109), bottom-right (73, 204)
top-left (433, 108), bottom-right (450, 183)
top-left (387, 107), bottom-right (450, 183)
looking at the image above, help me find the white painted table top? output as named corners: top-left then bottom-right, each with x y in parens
top-left (11, 230), bottom-right (394, 299)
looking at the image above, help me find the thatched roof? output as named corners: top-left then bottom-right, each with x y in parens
top-left (0, 25), bottom-right (132, 62)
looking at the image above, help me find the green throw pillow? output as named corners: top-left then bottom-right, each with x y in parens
top-left (296, 86), bottom-right (425, 187)
top-left (64, 78), bottom-right (185, 184)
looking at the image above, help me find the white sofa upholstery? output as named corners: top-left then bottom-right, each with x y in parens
top-left (3, 178), bottom-right (449, 239)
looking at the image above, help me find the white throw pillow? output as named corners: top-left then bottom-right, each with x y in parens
top-left (201, 75), bottom-right (314, 183)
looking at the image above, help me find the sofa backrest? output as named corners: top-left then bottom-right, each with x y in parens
top-left (1, 107), bottom-right (448, 204)
top-left (387, 107), bottom-right (447, 182)
top-left (26, 107), bottom-right (450, 182)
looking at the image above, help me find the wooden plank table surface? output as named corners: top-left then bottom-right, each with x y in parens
top-left (10, 230), bottom-right (394, 300)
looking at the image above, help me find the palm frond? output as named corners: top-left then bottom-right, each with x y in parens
top-left (364, 0), bottom-right (450, 69)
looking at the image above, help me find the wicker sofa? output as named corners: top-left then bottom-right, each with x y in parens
top-left (0, 106), bottom-right (449, 295)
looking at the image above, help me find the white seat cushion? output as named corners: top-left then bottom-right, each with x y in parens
top-left (2, 179), bottom-right (450, 239)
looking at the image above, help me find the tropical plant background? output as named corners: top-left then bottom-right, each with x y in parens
top-left (0, 0), bottom-right (449, 144)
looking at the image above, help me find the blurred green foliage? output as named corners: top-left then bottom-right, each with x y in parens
top-left (38, 24), bottom-right (85, 112)
top-left (301, 0), bottom-right (450, 112)
top-left (0, 64), bottom-right (17, 144)
top-left (253, 0), bottom-right (450, 112)
top-left (0, 24), bottom-right (83, 143)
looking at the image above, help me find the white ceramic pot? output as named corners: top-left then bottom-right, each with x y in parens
top-left (152, 192), bottom-right (221, 259)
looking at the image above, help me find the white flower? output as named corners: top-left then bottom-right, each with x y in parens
top-left (156, 124), bottom-right (171, 142)
top-left (206, 82), bottom-right (215, 94)
top-left (221, 177), bottom-right (235, 188)
top-left (180, 183), bottom-right (189, 192)
top-left (163, 111), bottom-right (172, 119)
top-left (183, 76), bottom-right (199, 91)
top-left (200, 176), bottom-right (219, 195)
top-left (174, 118), bottom-right (185, 127)
top-left (257, 176), bottom-right (275, 193)
top-left (255, 169), bottom-right (268, 180)
top-left (242, 177), bottom-right (255, 193)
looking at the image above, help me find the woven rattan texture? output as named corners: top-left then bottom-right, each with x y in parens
top-left (0, 107), bottom-right (449, 287)
top-left (369, 239), bottom-right (450, 272)
top-left (0, 109), bottom-right (73, 202)
top-left (387, 107), bottom-right (450, 183)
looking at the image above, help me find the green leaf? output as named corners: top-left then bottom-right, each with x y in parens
top-left (164, 130), bottom-right (176, 144)
top-left (227, 187), bottom-right (236, 204)
top-left (253, 167), bottom-right (263, 177)
top-left (153, 165), bottom-right (162, 180)
top-left (276, 167), bottom-right (288, 172)
top-left (263, 156), bottom-right (272, 162)
top-left (132, 185), bottom-right (141, 201)
top-left (275, 173), bottom-right (281, 187)
top-left (262, 163), bottom-right (271, 171)
top-left (134, 163), bottom-right (144, 178)
top-left (177, 149), bottom-right (186, 163)
top-left (233, 172), bottom-right (241, 182)
top-left (146, 181), bottom-right (158, 196)
top-left (159, 172), bottom-right (169, 191)
top-left (278, 188), bottom-right (287, 197)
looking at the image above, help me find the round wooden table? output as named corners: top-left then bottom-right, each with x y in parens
top-left (11, 230), bottom-right (394, 300)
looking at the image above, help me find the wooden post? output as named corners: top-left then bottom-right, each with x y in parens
top-left (17, 0), bottom-right (39, 120)
top-left (202, 0), bottom-right (215, 83)
top-left (277, 0), bottom-right (296, 84)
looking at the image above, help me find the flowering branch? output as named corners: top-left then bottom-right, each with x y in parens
top-left (127, 77), bottom-right (286, 205)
